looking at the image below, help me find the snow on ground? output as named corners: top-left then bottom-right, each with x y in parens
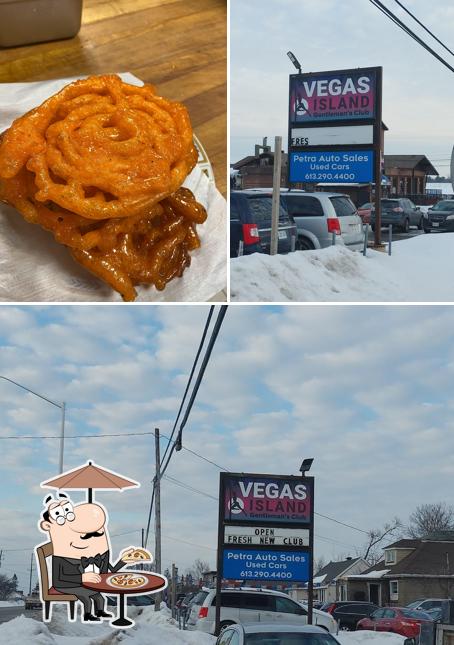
top-left (427, 182), bottom-right (453, 196)
top-left (0, 599), bottom-right (25, 607)
top-left (0, 605), bottom-right (215, 645)
top-left (231, 233), bottom-right (454, 302)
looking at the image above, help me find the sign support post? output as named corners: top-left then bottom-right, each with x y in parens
top-left (374, 67), bottom-right (383, 247)
top-left (270, 136), bottom-right (282, 256)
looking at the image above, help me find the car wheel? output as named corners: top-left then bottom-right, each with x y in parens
top-left (423, 227), bottom-right (430, 234)
top-left (216, 621), bottom-right (235, 636)
top-left (296, 237), bottom-right (314, 251)
top-left (418, 217), bottom-right (424, 230)
top-left (401, 219), bottom-right (410, 233)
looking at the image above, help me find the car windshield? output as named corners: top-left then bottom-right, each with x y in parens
top-left (401, 608), bottom-right (432, 619)
top-left (245, 633), bottom-right (338, 645)
top-left (431, 201), bottom-right (454, 211)
top-left (191, 591), bottom-right (209, 605)
top-left (381, 200), bottom-right (399, 208)
top-left (329, 196), bottom-right (357, 217)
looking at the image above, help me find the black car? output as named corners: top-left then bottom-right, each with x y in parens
top-left (370, 198), bottom-right (423, 233)
top-left (230, 190), bottom-right (297, 257)
top-left (423, 200), bottom-right (454, 233)
top-left (320, 601), bottom-right (379, 630)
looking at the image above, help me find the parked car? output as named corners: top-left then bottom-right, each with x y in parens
top-left (230, 190), bottom-right (297, 257)
top-left (106, 593), bottom-right (155, 607)
top-left (186, 587), bottom-right (338, 636)
top-left (357, 203), bottom-right (373, 224)
top-left (406, 599), bottom-right (445, 612)
top-left (369, 198), bottom-right (423, 233)
top-left (215, 622), bottom-right (342, 645)
top-left (356, 607), bottom-right (433, 638)
top-left (25, 593), bottom-right (42, 610)
top-left (320, 601), bottom-right (378, 630)
top-left (423, 200), bottom-right (454, 233)
top-left (280, 190), bottom-right (364, 251)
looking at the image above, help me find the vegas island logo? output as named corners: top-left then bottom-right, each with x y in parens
top-left (36, 461), bottom-right (167, 628)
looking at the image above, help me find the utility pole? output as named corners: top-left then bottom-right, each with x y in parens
top-left (0, 549), bottom-right (3, 569)
top-left (171, 563), bottom-right (178, 619)
top-left (154, 428), bottom-right (162, 612)
top-left (28, 552), bottom-right (33, 595)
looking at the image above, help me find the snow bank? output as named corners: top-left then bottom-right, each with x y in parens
top-left (337, 630), bottom-right (406, 645)
top-left (0, 605), bottom-right (215, 645)
top-left (231, 234), bottom-right (454, 302)
top-left (0, 599), bottom-right (25, 607)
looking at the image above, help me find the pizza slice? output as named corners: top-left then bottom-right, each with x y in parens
top-left (120, 546), bottom-right (153, 563)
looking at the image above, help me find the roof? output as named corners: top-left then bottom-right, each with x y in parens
top-left (389, 541), bottom-right (454, 576)
top-left (231, 155), bottom-right (257, 169)
top-left (384, 155), bottom-right (439, 175)
top-left (348, 569), bottom-right (391, 580)
top-left (315, 558), bottom-right (363, 583)
top-left (385, 539), bottom-right (420, 549)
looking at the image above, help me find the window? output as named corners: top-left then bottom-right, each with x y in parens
top-left (218, 593), bottom-right (244, 608)
top-left (383, 609), bottom-right (396, 618)
top-left (384, 550), bottom-right (396, 564)
top-left (284, 196), bottom-right (324, 217)
top-left (241, 593), bottom-right (274, 611)
top-left (274, 596), bottom-right (303, 615)
top-left (230, 197), bottom-right (240, 221)
top-left (247, 197), bottom-right (288, 224)
top-left (329, 196), bottom-right (357, 217)
top-left (339, 584), bottom-right (347, 601)
top-left (371, 609), bottom-right (386, 620)
top-left (389, 580), bottom-right (398, 601)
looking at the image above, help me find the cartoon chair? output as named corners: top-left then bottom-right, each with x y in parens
top-left (36, 542), bottom-right (77, 621)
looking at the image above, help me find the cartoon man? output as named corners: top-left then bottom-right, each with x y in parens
top-left (39, 492), bottom-right (143, 622)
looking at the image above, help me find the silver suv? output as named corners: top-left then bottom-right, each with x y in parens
top-left (186, 587), bottom-right (338, 635)
top-left (280, 191), bottom-right (364, 251)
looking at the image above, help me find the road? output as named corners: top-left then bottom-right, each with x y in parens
top-left (368, 227), bottom-right (424, 244)
top-left (0, 605), bottom-right (41, 624)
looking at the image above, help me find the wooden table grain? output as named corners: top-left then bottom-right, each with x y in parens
top-left (0, 0), bottom-right (227, 196)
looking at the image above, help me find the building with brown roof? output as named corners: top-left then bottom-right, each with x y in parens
top-left (384, 155), bottom-right (439, 196)
top-left (347, 538), bottom-right (454, 606)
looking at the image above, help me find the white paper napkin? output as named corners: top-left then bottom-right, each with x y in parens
top-left (0, 73), bottom-right (226, 302)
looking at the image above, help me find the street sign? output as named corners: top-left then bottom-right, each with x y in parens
top-left (222, 548), bottom-right (310, 582)
top-left (289, 150), bottom-right (374, 183)
top-left (290, 125), bottom-right (374, 147)
top-left (223, 473), bottom-right (312, 525)
top-left (289, 68), bottom-right (377, 124)
top-left (224, 525), bottom-right (310, 547)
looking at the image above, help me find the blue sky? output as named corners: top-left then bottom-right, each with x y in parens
top-left (1, 305), bottom-right (454, 592)
top-left (231, 0), bottom-right (454, 176)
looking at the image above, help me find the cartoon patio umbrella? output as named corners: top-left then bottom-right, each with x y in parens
top-left (41, 461), bottom-right (139, 503)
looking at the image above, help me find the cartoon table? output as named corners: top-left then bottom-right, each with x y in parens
top-left (82, 572), bottom-right (166, 627)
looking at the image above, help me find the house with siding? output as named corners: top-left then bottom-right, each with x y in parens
top-left (347, 538), bottom-right (454, 606)
top-left (288, 557), bottom-right (369, 603)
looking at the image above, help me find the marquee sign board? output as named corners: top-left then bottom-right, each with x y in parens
top-left (215, 472), bottom-right (315, 633)
top-left (224, 525), bottom-right (310, 547)
top-left (289, 69), bottom-right (377, 124)
top-left (290, 125), bottom-right (374, 147)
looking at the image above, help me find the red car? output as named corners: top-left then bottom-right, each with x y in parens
top-left (357, 203), bottom-right (373, 224)
top-left (357, 607), bottom-right (433, 638)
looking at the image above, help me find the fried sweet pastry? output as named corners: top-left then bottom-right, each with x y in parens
top-left (0, 75), bottom-right (208, 301)
top-left (0, 75), bottom-right (198, 219)
top-left (1, 167), bottom-right (207, 301)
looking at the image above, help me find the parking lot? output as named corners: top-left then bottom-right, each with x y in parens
top-left (368, 227), bottom-right (424, 244)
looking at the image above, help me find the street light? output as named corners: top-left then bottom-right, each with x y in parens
top-left (0, 375), bottom-right (66, 474)
top-left (299, 457), bottom-right (314, 476)
top-left (287, 51), bottom-right (302, 74)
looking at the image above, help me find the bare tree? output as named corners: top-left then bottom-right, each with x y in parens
top-left (314, 556), bottom-right (328, 575)
top-left (408, 503), bottom-right (454, 538)
top-left (361, 517), bottom-right (403, 565)
top-left (186, 558), bottom-right (211, 583)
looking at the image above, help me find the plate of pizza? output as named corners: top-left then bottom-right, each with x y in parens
top-left (107, 573), bottom-right (147, 589)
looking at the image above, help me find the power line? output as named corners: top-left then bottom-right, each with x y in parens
top-left (368, 0), bottom-right (454, 74)
top-left (391, 0), bottom-right (454, 58)
top-left (159, 306), bottom-right (215, 468)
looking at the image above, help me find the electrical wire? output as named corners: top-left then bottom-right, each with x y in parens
top-left (159, 306), bottom-right (215, 467)
top-left (368, 0), bottom-right (454, 73)
top-left (391, 0), bottom-right (454, 58)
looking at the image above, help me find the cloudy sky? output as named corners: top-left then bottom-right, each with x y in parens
top-left (231, 0), bottom-right (454, 176)
top-left (0, 304), bottom-right (453, 592)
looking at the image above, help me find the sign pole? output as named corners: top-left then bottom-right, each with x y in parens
top-left (270, 136), bottom-right (282, 256)
top-left (215, 474), bottom-right (224, 636)
top-left (307, 475), bottom-right (315, 624)
top-left (374, 67), bottom-right (383, 247)
top-left (154, 427), bottom-right (162, 612)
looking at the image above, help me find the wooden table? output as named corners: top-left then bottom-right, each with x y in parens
top-left (0, 0), bottom-right (226, 196)
top-left (82, 571), bottom-right (167, 627)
